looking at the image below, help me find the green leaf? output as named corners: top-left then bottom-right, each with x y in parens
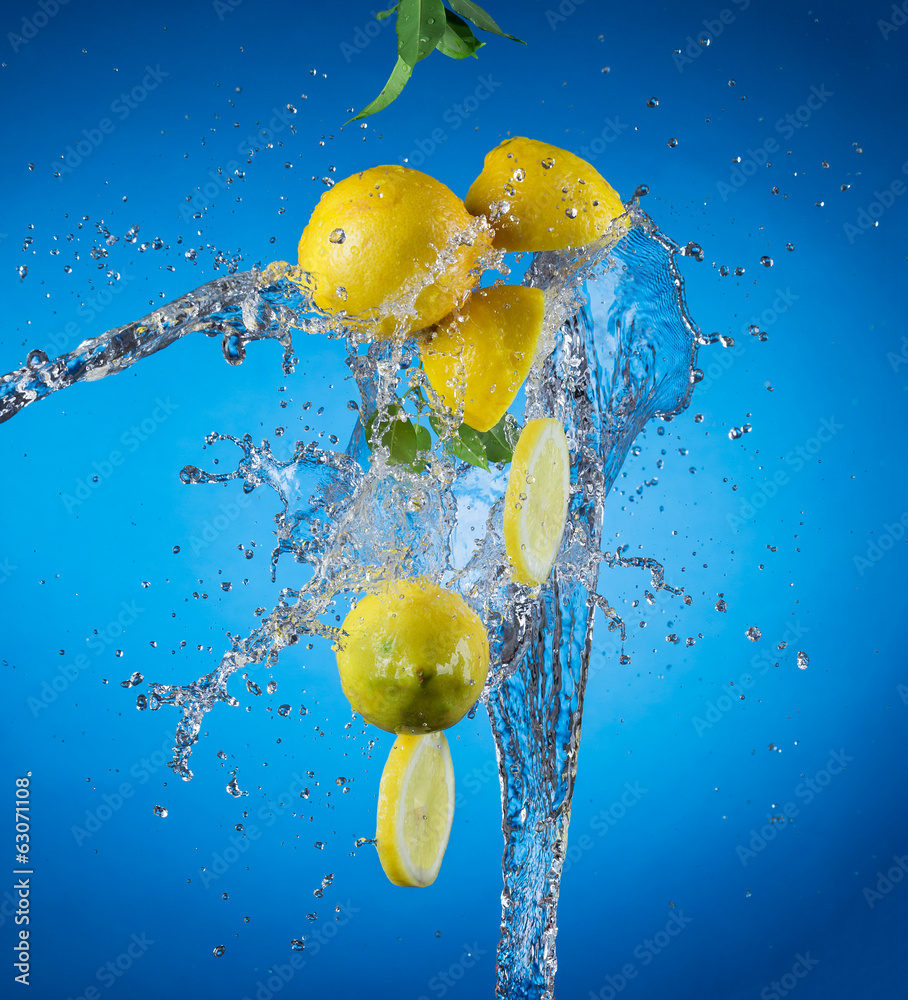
top-left (396, 0), bottom-right (447, 67)
top-left (446, 0), bottom-right (525, 43)
top-left (348, 55), bottom-right (413, 122)
top-left (436, 8), bottom-right (485, 58)
top-left (375, 3), bottom-right (399, 19)
top-left (480, 413), bottom-right (521, 463)
top-left (365, 405), bottom-right (432, 473)
top-left (451, 423), bottom-right (489, 471)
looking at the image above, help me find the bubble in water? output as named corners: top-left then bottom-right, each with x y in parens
top-left (797, 651), bottom-right (809, 670)
top-left (746, 626), bottom-right (761, 642)
top-left (328, 228), bottom-right (346, 244)
top-left (153, 805), bottom-right (168, 818)
top-left (213, 945), bottom-right (225, 957)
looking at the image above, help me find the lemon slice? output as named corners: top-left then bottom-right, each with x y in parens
top-left (503, 418), bottom-right (571, 585)
top-left (375, 732), bottom-right (455, 887)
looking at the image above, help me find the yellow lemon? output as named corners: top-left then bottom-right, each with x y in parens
top-left (375, 732), bottom-right (455, 888)
top-left (333, 578), bottom-right (489, 734)
top-left (464, 137), bottom-right (626, 252)
top-left (297, 165), bottom-right (491, 339)
top-left (421, 284), bottom-right (545, 433)
top-left (503, 418), bottom-right (571, 585)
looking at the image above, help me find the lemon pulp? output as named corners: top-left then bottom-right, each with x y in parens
top-left (376, 732), bottom-right (455, 887)
top-left (503, 418), bottom-right (571, 585)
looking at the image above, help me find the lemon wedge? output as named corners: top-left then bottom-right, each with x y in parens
top-left (375, 732), bottom-right (455, 887)
top-left (503, 418), bottom-right (571, 585)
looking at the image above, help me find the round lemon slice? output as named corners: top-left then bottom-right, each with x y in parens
top-left (503, 418), bottom-right (571, 585)
top-left (375, 732), bottom-right (455, 887)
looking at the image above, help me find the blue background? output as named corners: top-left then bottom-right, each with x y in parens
top-left (1, 1), bottom-right (906, 998)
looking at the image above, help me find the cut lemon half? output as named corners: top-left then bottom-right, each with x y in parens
top-left (375, 732), bottom-right (455, 888)
top-left (503, 418), bottom-right (571, 585)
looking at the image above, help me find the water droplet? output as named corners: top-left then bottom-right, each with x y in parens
top-left (512, 167), bottom-right (526, 182)
top-left (633, 184), bottom-right (649, 199)
top-left (667, 138), bottom-right (678, 148)
top-left (565, 207), bottom-right (578, 219)
top-left (797, 651), bottom-right (809, 670)
top-left (26, 348), bottom-right (49, 369)
top-left (821, 160), bottom-right (830, 169)
top-left (745, 626), bottom-right (761, 642)
top-left (213, 945), bottom-right (225, 957)
top-left (222, 332), bottom-right (245, 366)
top-left (760, 256), bottom-right (773, 267)
top-left (291, 939), bottom-right (305, 952)
top-left (153, 804), bottom-right (168, 818)
top-left (221, 582), bottom-right (232, 592)
top-left (646, 97), bottom-right (659, 107)
top-left (734, 266), bottom-right (745, 276)
top-left (328, 228), bottom-right (346, 244)
top-left (278, 704), bottom-right (291, 717)
top-left (840, 183), bottom-right (850, 191)
top-left (786, 243), bottom-right (795, 252)
top-left (718, 265), bottom-right (729, 277)
top-left (541, 157), bottom-right (555, 169)
top-left (120, 671), bottom-right (144, 688)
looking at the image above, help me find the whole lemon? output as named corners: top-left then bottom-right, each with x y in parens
top-left (464, 137), bottom-right (626, 252)
top-left (422, 284), bottom-right (545, 433)
top-left (334, 578), bottom-right (489, 734)
top-left (298, 165), bottom-right (491, 340)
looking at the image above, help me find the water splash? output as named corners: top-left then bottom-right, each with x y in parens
top-left (1, 205), bottom-right (700, 994)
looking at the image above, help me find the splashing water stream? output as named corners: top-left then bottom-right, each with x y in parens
top-left (1, 205), bottom-right (702, 996)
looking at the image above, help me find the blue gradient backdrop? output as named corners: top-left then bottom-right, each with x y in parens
top-left (1, 1), bottom-right (906, 998)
